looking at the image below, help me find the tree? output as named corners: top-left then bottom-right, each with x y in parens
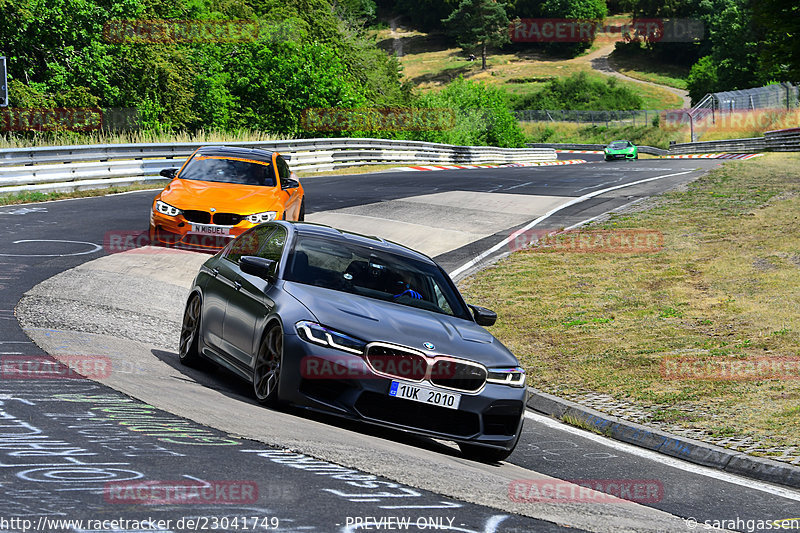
top-left (442, 0), bottom-right (511, 70)
top-left (752, 0), bottom-right (800, 82)
top-left (523, 0), bottom-right (607, 57)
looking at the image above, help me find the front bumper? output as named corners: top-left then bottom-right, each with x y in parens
top-left (150, 212), bottom-right (256, 251)
top-left (280, 333), bottom-right (527, 450)
top-left (604, 152), bottom-right (636, 160)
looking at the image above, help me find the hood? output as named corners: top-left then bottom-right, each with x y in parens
top-left (160, 179), bottom-right (282, 213)
top-left (283, 281), bottom-right (519, 368)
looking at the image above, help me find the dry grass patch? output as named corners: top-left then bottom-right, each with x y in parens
top-left (461, 153), bottom-right (800, 450)
top-left (374, 28), bottom-right (683, 109)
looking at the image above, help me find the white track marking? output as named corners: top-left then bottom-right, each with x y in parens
top-left (449, 170), bottom-right (693, 278)
top-left (524, 411), bottom-right (800, 502)
top-left (562, 197), bottom-right (648, 231)
top-left (0, 239), bottom-right (102, 257)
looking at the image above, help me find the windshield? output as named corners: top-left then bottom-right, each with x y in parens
top-left (179, 155), bottom-right (276, 186)
top-left (609, 141), bottom-right (629, 150)
top-left (284, 235), bottom-right (471, 320)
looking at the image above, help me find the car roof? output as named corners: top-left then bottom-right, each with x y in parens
top-left (282, 221), bottom-right (436, 264)
top-left (194, 145), bottom-right (277, 164)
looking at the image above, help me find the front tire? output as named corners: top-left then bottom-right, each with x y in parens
top-left (298, 200), bottom-right (305, 222)
top-left (253, 323), bottom-right (283, 405)
top-left (179, 294), bottom-right (203, 367)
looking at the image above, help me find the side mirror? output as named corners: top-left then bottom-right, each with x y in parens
top-left (160, 168), bottom-right (178, 179)
top-left (281, 178), bottom-right (299, 190)
top-left (469, 304), bottom-right (497, 326)
top-left (239, 256), bottom-right (276, 281)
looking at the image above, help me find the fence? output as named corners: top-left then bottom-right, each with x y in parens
top-left (687, 83), bottom-right (799, 141)
top-left (0, 138), bottom-right (556, 195)
top-left (532, 127), bottom-right (800, 154)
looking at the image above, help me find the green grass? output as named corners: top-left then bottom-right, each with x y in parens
top-left (608, 48), bottom-right (690, 90)
top-left (521, 121), bottom-right (690, 147)
top-left (0, 182), bottom-right (166, 205)
top-left (0, 163), bottom-right (394, 206)
top-left (460, 153), bottom-right (800, 449)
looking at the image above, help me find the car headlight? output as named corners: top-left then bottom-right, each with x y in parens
top-left (155, 200), bottom-right (182, 217)
top-left (245, 211), bottom-right (277, 224)
top-left (295, 321), bottom-right (366, 355)
top-left (486, 366), bottom-right (526, 387)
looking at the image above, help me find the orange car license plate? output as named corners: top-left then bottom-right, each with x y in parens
top-left (190, 223), bottom-right (231, 236)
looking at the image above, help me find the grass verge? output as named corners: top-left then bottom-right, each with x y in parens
top-left (0, 182), bottom-right (166, 206)
top-left (607, 49), bottom-right (689, 90)
top-left (460, 153), bottom-right (800, 452)
top-left (522, 122), bottom-right (690, 147)
top-left (0, 164), bottom-right (398, 205)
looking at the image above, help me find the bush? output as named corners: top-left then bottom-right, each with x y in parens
top-left (411, 77), bottom-right (526, 147)
top-left (514, 72), bottom-right (643, 111)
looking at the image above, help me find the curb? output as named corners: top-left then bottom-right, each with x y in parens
top-left (526, 387), bottom-right (800, 490)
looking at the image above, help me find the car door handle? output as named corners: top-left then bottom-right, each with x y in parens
top-left (211, 268), bottom-right (219, 277)
top-left (233, 280), bottom-right (242, 291)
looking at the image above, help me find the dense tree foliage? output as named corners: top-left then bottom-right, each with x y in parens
top-left (0, 0), bottom-right (408, 134)
top-left (621, 0), bottom-right (799, 102)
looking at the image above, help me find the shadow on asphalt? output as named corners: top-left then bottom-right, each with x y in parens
top-left (152, 348), bottom-right (468, 461)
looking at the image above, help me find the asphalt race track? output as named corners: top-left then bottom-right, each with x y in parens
top-left (3, 159), bottom-right (800, 532)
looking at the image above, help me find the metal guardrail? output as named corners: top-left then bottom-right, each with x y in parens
top-left (668, 137), bottom-right (767, 154)
top-left (530, 130), bottom-right (800, 155)
top-left (765, 128), bottom-right (800, 152)
top-left (0, 138), bottom-right (556, 194)
top-left (527, 143), bottom-right (668, 156)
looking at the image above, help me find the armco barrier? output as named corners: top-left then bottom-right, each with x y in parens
top-left (765, 127), bottom-right (800, 152)
top-left (527, 143), bottom-right (668, 156)
top-left (668, 137), bottom-right (766, 154)
top-left (0, 138), bottom-right (556, 194)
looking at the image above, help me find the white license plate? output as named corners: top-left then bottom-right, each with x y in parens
top-left (389, 381), bottom-right (461, 410)
top-left (190, 223), bottom-right (230, 236)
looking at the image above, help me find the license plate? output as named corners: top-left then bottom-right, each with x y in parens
top-left (389, 381), bottom-right (461, 410)
top-left (190, 223), bottom-right (230, 236)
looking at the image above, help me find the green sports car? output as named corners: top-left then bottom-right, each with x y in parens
top-left (604, 140), bottom-right (638, 161)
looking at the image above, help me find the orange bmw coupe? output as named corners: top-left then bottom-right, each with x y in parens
top-left (149, 146), bottom-right (305, 251)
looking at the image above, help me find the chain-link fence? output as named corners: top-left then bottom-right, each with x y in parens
top-left (514, 109), bottom-right (665, 127)
top-left (712, 83), bottom-right (799, 112)
top-left (687, 83), bottom-right (800, 140)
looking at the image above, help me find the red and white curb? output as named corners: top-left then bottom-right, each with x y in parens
top-left (394, 160), bottom-right (587, 171)
top-left (659, 153), bottom-right (764, 160)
